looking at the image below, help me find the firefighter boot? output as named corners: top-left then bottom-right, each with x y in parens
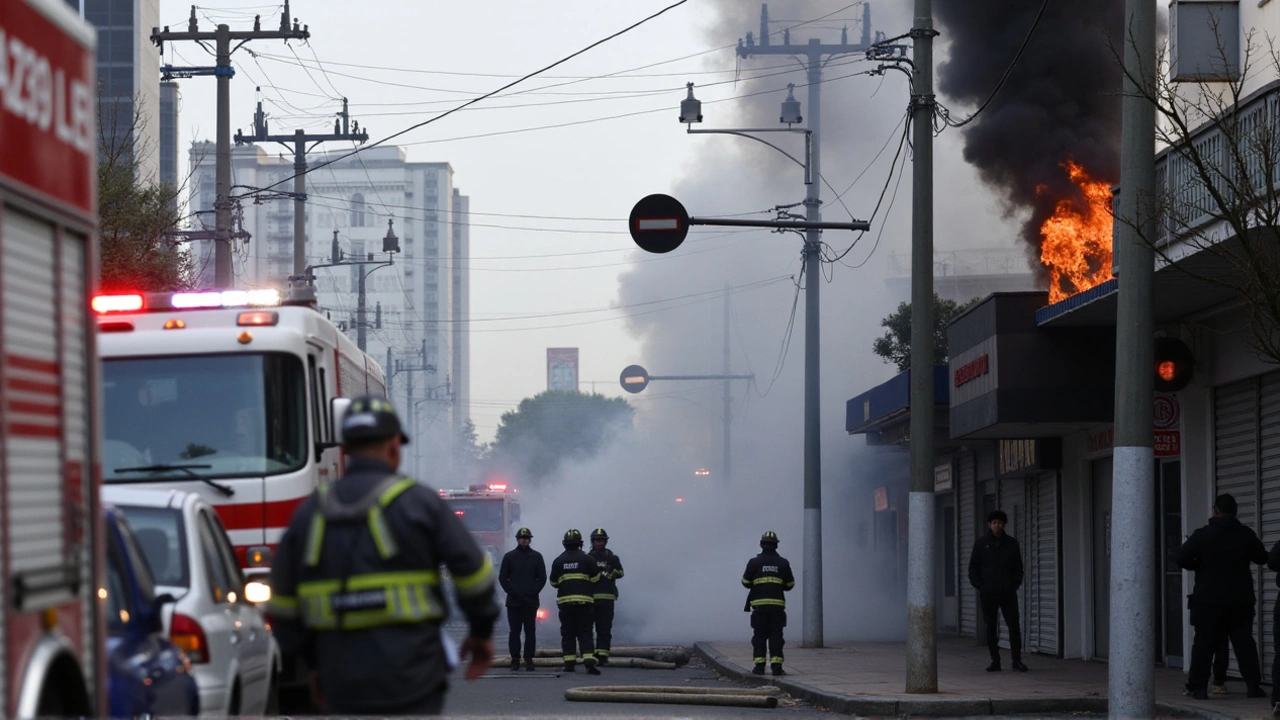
top-left (586, 658), bottom-right (602, 676)
top-left (752, 663), bottom-right (766, 676)
top-left (771, 663), bottom-right (786, 677)
top-left (564, 661), bottom-right (576, 672)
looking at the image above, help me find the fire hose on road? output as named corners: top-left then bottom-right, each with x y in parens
top-left (564, 685), bottom-right (782, 709)
top-left (493, 646), bottom-right (691, 670)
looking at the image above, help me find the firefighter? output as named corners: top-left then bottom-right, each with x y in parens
top-left (499, 527), bottom-right (546, 671)
top-left (550, 529), bottom-right (602, 674)
top-left (268, 396), bottom-right (498, 715)
top-left (588, 528), bottom-right (624, 664)
top-left (742, 531), bottom-right (795, 676)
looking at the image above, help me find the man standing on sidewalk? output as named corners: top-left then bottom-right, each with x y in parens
top-left (968, 510), bottom-right (1027, 672)
top-left (742, 531), bottom-right (795, 677)
top-left (499, 527), bottom-right (546, 671)
top-left (1177, 493), bottom-right (1269, 701)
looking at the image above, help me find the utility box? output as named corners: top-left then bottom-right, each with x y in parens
top-left (1169, 0), bottom-right (1241, 82)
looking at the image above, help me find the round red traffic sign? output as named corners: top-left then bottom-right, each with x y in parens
top-left (628, 194), bottom-right (689, 254)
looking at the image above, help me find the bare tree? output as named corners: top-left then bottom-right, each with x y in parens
top-left (1120, 17), bottom-right (1280, 363)
top-left (97, 92), bottom-right (197, 292)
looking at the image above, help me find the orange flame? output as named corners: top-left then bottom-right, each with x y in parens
top-left (1039, 160), bottom-right (1114, 303)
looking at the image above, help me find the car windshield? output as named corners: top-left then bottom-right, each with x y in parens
top-left (117, 506), bottom-right (189, 588)
top-left (446, 499), bottom-right (504, 532)
top-left (102, 353), bottom-right (307, 481)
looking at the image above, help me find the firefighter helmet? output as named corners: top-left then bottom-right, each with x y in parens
top-left (563, 529), bottom-right (584, 546)
top-left (591, 528), bottom-right (609, 542)
top-left (760, 531), bottom-right (779, 547)
top-left (515, 527), bottom-right (533, 540)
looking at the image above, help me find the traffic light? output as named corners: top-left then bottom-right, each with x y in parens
top-left (1154, 337), bottom-right (1194, 392)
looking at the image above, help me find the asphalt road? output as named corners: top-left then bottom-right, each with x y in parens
top-left (442, 657), bottom-right (832, 718)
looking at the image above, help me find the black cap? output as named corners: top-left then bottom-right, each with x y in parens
top-left (341, 395), bottom-right (410, 446)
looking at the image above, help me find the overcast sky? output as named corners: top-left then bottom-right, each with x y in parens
top-left (167, 1), bottom-right (1025, 442)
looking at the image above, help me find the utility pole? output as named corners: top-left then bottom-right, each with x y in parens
top-left (300, 223), bottom-right (399, 353)
top-left (151, 4), bottom-right (310, 289)
top-left (723, 283), bottom-right (732, 488)
top-left (905, 0), bottom-right (938, 694)
top-left (236, 96), bottom-right (369, 276)
top-left (737, 1), bottom-right (873, 649)
top-left (1110, 0), bottom-right (1157, 715)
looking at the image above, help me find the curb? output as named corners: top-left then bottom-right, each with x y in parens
top-left (692, 643), bottom-right (1240, 719)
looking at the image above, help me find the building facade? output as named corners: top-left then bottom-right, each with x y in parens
top-left (158, 81), bottom-right (180, 190)
top-left (67, 0), bottom-right (161, 182)
top-left (186, 144), bottom-right (471, 485)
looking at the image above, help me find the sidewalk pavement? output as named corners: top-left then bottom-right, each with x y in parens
top-left (696, 637), bottom-right (1272, 719)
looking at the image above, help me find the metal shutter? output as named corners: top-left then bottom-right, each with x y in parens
top-left (959, 453), bottom-right (977, 636)
top-left (1029, 472), bottom-right (1060, 656)
top-left (998, 478), bottom-right (1027, 652)
top-left (1257, 372), bottom-right (1280, 681)
top-left (1214, 377), bottom-right (1261, 678)
top-left (3, 210), bottom-right (68, 597)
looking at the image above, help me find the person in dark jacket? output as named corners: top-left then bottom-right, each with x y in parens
top-left (742, 531), bottom-right (795, 677)
top-left (1267, 537), bottom-right (1280, 715)
top-left (968, 510), bottom-right (1027, 672)
top-left (1178, 493), bottom-right (1270, 700)
top-left (550, 529), bottom-right (601, 674)
top-left (268, 396), bottom-right (498, 715)
top-left (588, 528), bottom-right (624, 665)
top-left (499, 527), bottom-right (546, 671)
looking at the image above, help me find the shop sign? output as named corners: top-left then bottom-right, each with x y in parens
top-left (997, 438), bottom-right (1063, 478)
top-left (1087, 425), bottom-right (1115, 454)
top-left (874, 487), bottom-right (889, 512)
top-left (1155, 431), bottom-right (1181, 457)
top-left (934, 462), bottom-right (953, 493)
top-left (953, 354), bottom-right (989, 387)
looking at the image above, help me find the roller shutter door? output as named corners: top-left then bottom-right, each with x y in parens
top-left (959, 453), bottom-right (977, 637)
top-left (1257, 373), bottom-right (1280, 681)
top-left (1028, 473), bottom-right (1060, 656)
top-left (1214, 377), bottom-right (1261, 678)
top-left (997, 478), bottom-right (1027, 652)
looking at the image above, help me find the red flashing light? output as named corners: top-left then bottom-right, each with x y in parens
top-left (455, 510), bottom-right (466, 516)
top-left (237, 311), bottom-right (279, 327)
top-left (536, 609), bottom-right (548, 621)
top-left (675, 497), bottom-right (684, 504)
top-left (98, 321), bottom-right (135, 333)
top-left (488, 482), bottom-right (508, 492)
top-left (1157, 360), bottom-right (1176, 382)
top-left (92, 294), bottom-right (144, 314)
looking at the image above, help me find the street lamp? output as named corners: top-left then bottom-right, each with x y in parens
top-left (680, 82), bottom-right (813, 185)
top-left (295, 221), bottom-right (400, 353)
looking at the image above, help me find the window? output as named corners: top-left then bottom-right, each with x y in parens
top-left (319, 367), bottom-right (331, 441)
top-left (309, 355), bottom-right (322, 457)
top-left (207, 513), bottom-right (246, 594)
top-left (198, 512), bottom-right (234, 603)
top-left (118, 506), bottom-right (189, 588)
top-left (350, 193), bottom-right (367, 227)
top-left (102, 353), bottom-right (308, 481)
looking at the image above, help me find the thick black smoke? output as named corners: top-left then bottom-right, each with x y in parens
top-left (933, 0), bottom-right (1124, 279)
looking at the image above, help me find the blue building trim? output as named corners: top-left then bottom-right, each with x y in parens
top-left (1034, 278), bottom-right (1118, 326)
top-left (846, 366), bottom-right (950, 435)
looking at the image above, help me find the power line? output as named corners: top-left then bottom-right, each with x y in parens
top-left (822, 106), bottom-right (912, 265)
top-left (939, 0), bottom-right (1052, 129)
top-left (234, 0), bottom-right (694, 201)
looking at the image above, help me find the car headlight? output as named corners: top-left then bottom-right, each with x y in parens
top-left (244, 581), bottom-right (272, 604)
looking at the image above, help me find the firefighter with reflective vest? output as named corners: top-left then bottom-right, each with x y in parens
top-left (742, 531), bottom-right (795, 676)
top-left (550, 529), bottom-right (602, 674)
top-left (268, 396), bottom-right (499, 715)
top-left (588, 528), bottom-right (624, 664)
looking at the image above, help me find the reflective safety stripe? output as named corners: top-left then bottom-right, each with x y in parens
top-left (611, 570), bottom-right (624, 579)
top-left (549, 578), bottom-right (561, 588)
top-left (771, 657), bottom-right (784, 664)
top-left (583, 654), bottom-right (597, 664)
top-left (556, 595), bottom-right (594, 604)
top-left (304, 512), bottom-right (326, 567)
top-left (753, 657), bottom-right (766, 664)
top-left (752, 576), bottom-right (786, 585)
top-left (268, 595), bottom-right (299, 618)
top-left (367, 505), bottom-right (399, 559)
top-left (593, 593), bottom-right (617, 601)
top-left (597, 650), bottom-right (610, 657)
top-left (750, 598), bottom-right (786, 608)
top-left (453, 554), bottom-right (495, 597)
top-left (563, 655), bottom-right (577, 662)
top-left (297, 570), bottom-right (442, 630)
top-left (785, 581), bottom-right (796, 589)
top-left (379, 478), bottom-right (417, 507)
top-left (558, 573), bottom-right (592, 583)
top-left (741, 578), bottom-right (752, 588)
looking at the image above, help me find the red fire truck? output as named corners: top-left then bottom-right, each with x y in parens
top-left (439, 483), bottom-right (523, 563)
top-left (0, 0), bottom-right (104, 715)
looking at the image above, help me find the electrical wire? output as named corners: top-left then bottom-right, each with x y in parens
top-left (234, 0), bottom-right (694, 200)
top-left (822, 106), bottom-right (912, 265)
top-left (940, 0), bottom-right (1052, 129)
top-left (754, 264), bottom-right (805, 398)
top-left (841, 124), bottom-right (911, 270)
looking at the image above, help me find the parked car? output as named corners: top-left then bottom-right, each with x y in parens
top-left (104, 504), bottom-right (200, 718)
top-left (104, 486), bottom-right (279, 716)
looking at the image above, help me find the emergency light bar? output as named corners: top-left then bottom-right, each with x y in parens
top-left (92, 289), bottom-right (283, 315)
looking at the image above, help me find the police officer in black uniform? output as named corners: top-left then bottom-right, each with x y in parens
top-left (550, 529), bottom-right (601, 674)
top-left (588, 528), bottom-right (624, 664)
top-left (499, 527), bottom-right (545, 671)
top-left (742, 531), bottom-right (795, 676)
top-left (268, 396), bottom-right (498, 715)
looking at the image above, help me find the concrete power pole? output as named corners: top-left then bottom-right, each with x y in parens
top-left (151, 4), bottom-right (310, 289)
top-left (1110, 0), bottom-right (1158, 716)
top-left (906, 0), bottom-right (938, 693)
top-left (723, 283), bottom-right (732, 488)
top-left (236, 97), bottom-right (369, 276)
top-left (738, 2), bottom-right (874, 649)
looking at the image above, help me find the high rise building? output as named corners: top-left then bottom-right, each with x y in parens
top-left (66, 0), bottom-right (162, 182)
top-left (186, 143), bottom-right (471, 484)
top-left (159, 81), bottom-right (181, 190)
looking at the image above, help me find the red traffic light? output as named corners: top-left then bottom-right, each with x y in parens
top-left (1154, 337), bottom-right (1193, 392)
